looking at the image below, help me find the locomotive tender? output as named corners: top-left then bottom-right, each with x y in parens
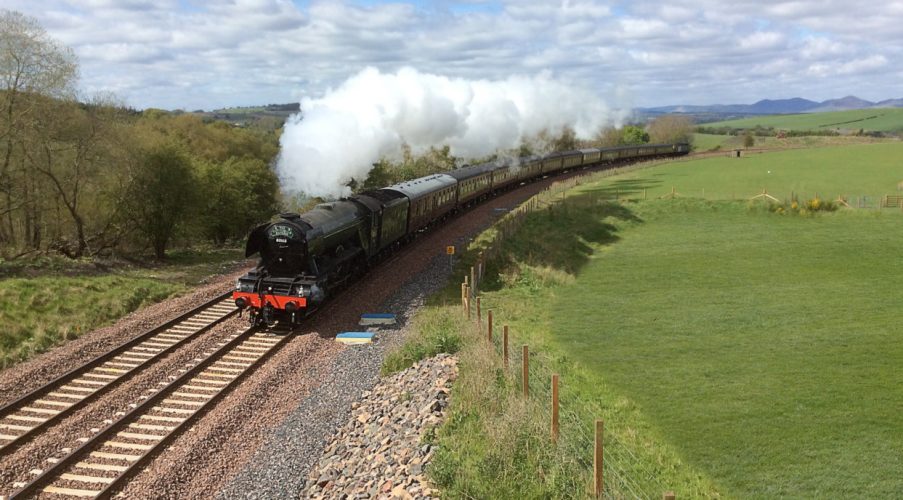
top-left (234, 142), bottom-right (690, 326)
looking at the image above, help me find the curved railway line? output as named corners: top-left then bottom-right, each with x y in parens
top-left (0, 293), bottom-right (237, 459)
top-left (0, 154), bottom-right (678, 498)
top-left (10, 325), bottom-right (290, 499)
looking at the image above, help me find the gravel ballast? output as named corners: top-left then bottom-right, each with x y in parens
top-left (218, 253), bottom-right (453, 499)
top-left (301, 354), bottom-right (457, 499)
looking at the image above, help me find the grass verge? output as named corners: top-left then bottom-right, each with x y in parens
top-left (384, 196), bottom-right (720, 498)
top-left (0, 247), bottom-right (245, 368)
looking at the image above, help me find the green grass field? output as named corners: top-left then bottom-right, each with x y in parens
top-left (618, 142), bottom-right (903, 202)
top-left (705, 108), bottom-right (903, 132)
top-left (391, 144), bottom-right (903, 497)
top-left (692, 133), bottom-right (736, 151)
top-left (551, 200), bottom-right (903, 497)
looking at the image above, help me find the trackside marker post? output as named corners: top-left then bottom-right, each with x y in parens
top-left (663, 492), bottom-right (676, 500)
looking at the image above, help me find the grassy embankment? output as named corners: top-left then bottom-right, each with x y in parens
top-left (386, 144), bottom-right (903, 497)
top-left (0, 248), bottom-right (245, 368)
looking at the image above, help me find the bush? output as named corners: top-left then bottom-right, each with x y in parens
top-left (771, 197), bottom-right (838, 215)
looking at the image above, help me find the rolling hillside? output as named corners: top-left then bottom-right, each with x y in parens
top-left (704, 108), bottom-right (903, 133)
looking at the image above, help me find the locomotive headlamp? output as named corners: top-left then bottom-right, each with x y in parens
top-left (235, 279), bottom-right (254, 293)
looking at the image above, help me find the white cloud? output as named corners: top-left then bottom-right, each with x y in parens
top-left (2, 0), bottom-right (902, 108)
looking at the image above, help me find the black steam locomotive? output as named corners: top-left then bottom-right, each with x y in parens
top-left (234, 142), bottom-right (690, 326)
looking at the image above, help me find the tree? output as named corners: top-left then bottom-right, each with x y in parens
top-left (621, 125), bottom-right (649, 145)
top-left (124, 144), bottom-right (198, 259)
top-left (0, 10), bottom-right (77, 252)
top-left (595, 127), bottom-right (622, 147)
top-left (647, 115), bottom-right (693, 144)
top-left (550, 125), bottom-right (578, 151)
top-left (197, 156), bottom-right (278, 245)
top-left (743, 132), bottom-right (755, 148)
top-left (28, 95), bottom-right (124, 257)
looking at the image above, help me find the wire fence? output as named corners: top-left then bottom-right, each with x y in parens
top-left (457, 164), bottom-right (688, 498)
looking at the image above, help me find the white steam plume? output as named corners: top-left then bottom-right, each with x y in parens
top-left (278, 67), bottom-right (620, 199)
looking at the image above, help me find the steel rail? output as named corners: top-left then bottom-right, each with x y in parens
top-left (0, 291), bottom-right (237, 457)
top-left (10, 324), bottom-right (291, 499)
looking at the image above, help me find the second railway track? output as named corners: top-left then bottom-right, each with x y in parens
top-left (0, 292), bottom-right (238, 458)
top-left (10, 324), bottom-right (290, 499)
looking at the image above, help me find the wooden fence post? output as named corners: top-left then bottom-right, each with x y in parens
top-left (461, 282), bottom-right (467, 315)
top-left (470, 266), bottom-right (476, 294)
top-left (503, 325), bottom-right (509, 368)
top-left (594, 419), bottom-right (604, 497)
top-left (488, 310), bottom-right (493, 342)
top-left (522, 345), bottom-right (529, 397)
top-left (465, 285), bottom-right (471, 319)
top-left (477, 297), bottom-right (482, 330)
top-left (663, 492), bottom-right (675, 500)
top-left (551, 374), bottom-right (559, 443)
top-left (478, 251), bottom-right (484, 281)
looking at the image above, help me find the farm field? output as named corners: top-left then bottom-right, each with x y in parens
top-left (400, 145), bottom-right (903, 497)
top-left (705, 108), bottom-right (903, 132)
top-left (551, 200), bottom-right (903, 497)
top-left (618, 142), bottom-right (903, 202)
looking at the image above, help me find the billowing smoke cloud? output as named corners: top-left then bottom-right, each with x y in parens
top-left (278, 67), bottom-right (621, 199)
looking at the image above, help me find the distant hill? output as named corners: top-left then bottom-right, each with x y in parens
top-left (191, 102), bottom-right (300, 129)
top-left (808, 96), bottom-right (875, 113)
top-left (641, 95), bottom-right (903, 122)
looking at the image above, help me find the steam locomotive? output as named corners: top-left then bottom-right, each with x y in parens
top-left (234, 142), bottom-right (690, 326)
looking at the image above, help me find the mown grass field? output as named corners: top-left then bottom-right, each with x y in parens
top-left (619, 142), bottom-right (903, 202)
top-left (552, 200), bottom-right (903, 497)
top-left (0, 248), bottom-right (244, 368)
top-left (693, 133), bottom-right (894, 153)
top-left (705, 108), bottom-right (903, 132)
top-left (390, 144), bottom-right (903, 497)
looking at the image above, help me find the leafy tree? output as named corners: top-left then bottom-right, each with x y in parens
top-left (743, 132), bottom-right (755, 148)
top-left (124, 144), bottom-right (198, 259)
top-left (621, 125), bottom-right (650, 145)
top-left (197, 157), bottom-right (278, 245)
top-left (647, 115), bottom-right (693, 144)
top-left (595, 127), bottom-right (623, 147)
top-left (0, 9), bottom-right (77, 252)
top-left (550, 125), bottom-right (578, 151)
top-left (360, 159), bottom-right (396, 191)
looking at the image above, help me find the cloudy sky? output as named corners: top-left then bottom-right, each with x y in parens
top-left (6, 0), bottom-right (902, 110)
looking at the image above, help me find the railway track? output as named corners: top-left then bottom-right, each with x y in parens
top-left (0, 292), bottom-right (238, 458)
top-left (9, 324), bottom-right (291, 499)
